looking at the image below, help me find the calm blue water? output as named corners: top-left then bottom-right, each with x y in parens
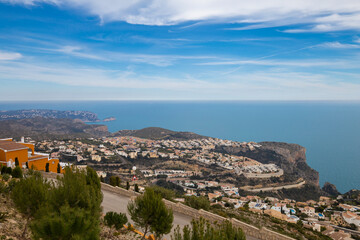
top-left (0, 101), bottom-right (359, 193)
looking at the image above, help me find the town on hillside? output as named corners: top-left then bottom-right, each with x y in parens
top-left (1, 136), bottom-right (359, 240)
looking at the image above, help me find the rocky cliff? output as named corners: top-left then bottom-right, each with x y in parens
top-left (215, 141), bottom-right (320, 186)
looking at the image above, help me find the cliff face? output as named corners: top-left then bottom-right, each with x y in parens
top-left (215, 141), bottom-right (319, 186)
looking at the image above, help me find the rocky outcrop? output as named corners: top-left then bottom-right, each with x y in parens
top-left (215, 141), bottom-right (320, 186)
top-left (322, 182), bottom-right (340, 196)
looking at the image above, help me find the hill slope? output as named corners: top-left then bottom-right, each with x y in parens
top-left (0, 117), bottom-right (109, 140)
top-left (112, 127), bottom-right (207, 140)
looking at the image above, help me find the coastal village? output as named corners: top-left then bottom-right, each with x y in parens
top-left (2, 136), bottom-right (360, 240)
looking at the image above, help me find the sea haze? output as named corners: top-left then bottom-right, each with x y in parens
top-left (0, 101), bottom-right (359, 193)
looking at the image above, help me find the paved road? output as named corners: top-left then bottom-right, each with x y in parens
top-left (102, 190), bottom-right (258, 240)
top-left (243, 181), bottom-right (306, 192)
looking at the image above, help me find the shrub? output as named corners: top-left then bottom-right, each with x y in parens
top-left (172, 217), bottom-right (246, 240)
top-left (1, 166), bottom-right (6, 175)
top-left (185, 196), bottom-right (210, 210)
top-left (11, 167), bottom-right (23, 178)
top-left (5, 167), bottom-right (12, 175)
top-left (104, 212), bottom-right (128, 230)
top-left (2, 174), bottom-right (10, 182)
top-left (149, 185), bottom-right (175, 201)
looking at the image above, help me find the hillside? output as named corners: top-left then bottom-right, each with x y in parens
top-left (112, 127), bottom-right (207, 140)
top-left (0, 109), bottom-right (99, 122)
top-left (0, 117), bottom-right (109, 140)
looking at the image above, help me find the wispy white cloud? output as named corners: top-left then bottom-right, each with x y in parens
top-left (1, 58), bottom-right (360, 100)
top-left (0, 50), bottom-right (22, 60)
top-left (55, 45), bottom-right (108, 60)
top-left (3, 0), bottom-right (360, 32)
top-left (318, 41), bottom-right (360, 49)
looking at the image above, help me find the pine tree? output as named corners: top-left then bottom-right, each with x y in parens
top-left (127, 188), bottom-right (173, 240)
top-left (126, 181), bottom-right (130, 190)
top-left (11, 172), bottom-right (51, 237)
top-left (31, 167), bottom-right (103, 239)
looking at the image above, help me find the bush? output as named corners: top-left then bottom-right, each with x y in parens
top-left (11, 167), bottom-right (23, 178)
top-left (109, 176), bottom-right (121, 187)
top-left (1, 166), bottom-right (6, 175)
top-left (185, 196), bottom-right (210, 210)
top-left (5, 167), bottom-right (12, 175)
top-left (149, 185), bottom-right (175, 201)
top-left (2, 174), bottom-right (10, 182)
top-left (104, 212), bottom-right (128, 230)
top-left (172, 217), bottom-right (246, 240)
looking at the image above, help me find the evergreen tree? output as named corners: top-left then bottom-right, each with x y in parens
top-left (45, 163), bottom-right (49, 172)
top-left (128, 188), bottom-right (173, 240)
top-left (31, 204), bottom-right (97, 240)
top-left (26, 162), bottom-right (28, 169)
top-left (11, 171), bottom-right (51, 237)
top-left (11, 166), bottom-right (23, 178)
top-left (126, 181), bottom-right (130, 190)
top-left (57, 163), bottom-right (61, 173)
top-left (15, 158), bottom-right (19, 167)
top-left (31, 167), bottom-right (103, 239)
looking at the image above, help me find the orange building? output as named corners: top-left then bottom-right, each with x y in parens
top-left (0, 138), bottom-right (62, 173)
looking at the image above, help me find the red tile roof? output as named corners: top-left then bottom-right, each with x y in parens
top-left (0, 141), bottom-right (28, 152)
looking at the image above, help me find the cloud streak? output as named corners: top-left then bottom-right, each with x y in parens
top-left (3, 0), bottom-right (360, 32)
top-left (0, 50), bottom-right (22, 60)
top-left (1, 58), bottom-right (360, 100)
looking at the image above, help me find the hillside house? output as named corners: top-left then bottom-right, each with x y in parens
top-left (0, 138), bottom-right (62, 173)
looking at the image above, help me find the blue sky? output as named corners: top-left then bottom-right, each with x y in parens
top-left (1, 0), bottom-right (360, 100)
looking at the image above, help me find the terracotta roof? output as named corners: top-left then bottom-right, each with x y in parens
top-left (0, 141), bottom-right (28, 152)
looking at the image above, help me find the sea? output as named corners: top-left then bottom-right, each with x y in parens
top-left (0, 101), bottom-right (359, 193)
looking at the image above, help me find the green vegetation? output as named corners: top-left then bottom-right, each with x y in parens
top-left (185, 196), bottom-right (210, 211)
top-left (109, 175), bottom-right (121, 187)
top-left (11, 171), bottom-right (51, 238)
top-left (128, 188), bottom-right (173, 240)
top-left (1, 174), bottom-right (10, 182)
top-left (104, 211), bottom-right (128, 230)
top-left (11, 166), bottom-right (22, 178)
top-left (0, 166), bottom-right (6, 175)
top-left (149, 185), bottom-right (176, 201)
top-left (172, 217), bottom-right (246, 240)
top-left (45, 163), bottom-right (49, 172)
top-left (10, 167), bottom-right (103, 239)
